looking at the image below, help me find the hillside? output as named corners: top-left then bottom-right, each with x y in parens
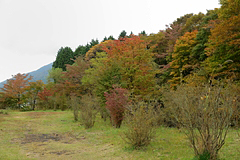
top-left (0, 63), bottom-right (52, 88)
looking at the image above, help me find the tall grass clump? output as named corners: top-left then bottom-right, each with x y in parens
top-left (163, 83), bottom-right (240, 159)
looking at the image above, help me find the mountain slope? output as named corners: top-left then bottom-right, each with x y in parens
top-left (0, 63), bottom-right (52, 88)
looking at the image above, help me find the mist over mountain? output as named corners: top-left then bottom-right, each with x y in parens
top-left (0, 63), bottom-right (52, 88)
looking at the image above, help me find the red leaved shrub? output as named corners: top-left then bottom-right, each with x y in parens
top-left (104, 86), bottom-right (129, 128)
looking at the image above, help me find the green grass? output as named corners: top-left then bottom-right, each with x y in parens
top-left (0, 110), bottom-right (239, 160)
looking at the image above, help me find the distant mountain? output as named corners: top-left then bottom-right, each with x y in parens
top-left (0, 63), bottom-right (53, 88)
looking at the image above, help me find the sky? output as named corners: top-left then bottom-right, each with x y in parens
top-left (0, 0), bottom-right (220, 82)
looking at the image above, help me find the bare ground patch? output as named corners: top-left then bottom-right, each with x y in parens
top-left (11, 132), bottom-right (85, 144)
top-left (11, 132), bottom-right (86, 159)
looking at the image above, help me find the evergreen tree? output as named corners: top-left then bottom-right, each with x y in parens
top-left (52, 47), bottom-right (74, 71)
top-left (108, 35), bottom-right (115, 40)
top-left (118, 30), bottom-right (127, 39)
top-left (74, 45), bottom-right (88, 57)
top-left (140, 30), bottom-right (147, 36)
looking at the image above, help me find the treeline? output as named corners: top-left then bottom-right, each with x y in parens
top-left (0, 0), bottom-right (240, 158)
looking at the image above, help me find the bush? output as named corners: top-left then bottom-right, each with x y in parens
top-left (0, 110), bottom-right (8, 115)
top-left (123, 102), bottom-right (157, 149)
top-left (163, 83), bottom-right (240, 159)
top-left (70, 96), bottom-right (80, 121)
top-left (104, 87), bottom-right (129, 128)
top-left (79, 94), bottom-right (99, 129)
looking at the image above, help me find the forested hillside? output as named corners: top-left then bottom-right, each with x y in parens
top-left (0, 1), bottom-right (239, 159)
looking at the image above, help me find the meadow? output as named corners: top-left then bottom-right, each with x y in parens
top-left (0, 110), bottom-right (239, 160)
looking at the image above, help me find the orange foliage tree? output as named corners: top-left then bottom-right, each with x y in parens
top-left (204, 14), bottom-right (240, 80)
top-left (103, 35), bottom-right (157, 97)
top-left (169, 30), bottom-right (199, 88)
top-left (0, 73), bottom-right (32, 108)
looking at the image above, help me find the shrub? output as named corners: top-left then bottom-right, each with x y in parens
top-left (163, 83), bottom-right (240, 159)
top-left (123, 102), bottom-right (157, 149)
top-left (79, 94), bottom-right (99, 129)
top-left (70, 96), bottom-right (80, 121)
top-left (104, 87), bottom-right (129, 128)
top-left (0, 110), bottom-right (8, 115)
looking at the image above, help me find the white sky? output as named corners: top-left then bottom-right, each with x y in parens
top-left (0, 0), bottom-right (220, 82)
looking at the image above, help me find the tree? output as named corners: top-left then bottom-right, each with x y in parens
top-left (107, 35), bottom-right (115, 40)
top-left (25, 80), bottom-right (44, 110)
top-left (85, 40), bottom-right (114, 60)
top-left (0, 73), bottom-right (32, 109)
top-left (47, 68), bottom-right (64, 83)
top-left (218, 0), bottom-right (240, 19)
top-left (52, 47), bottom-right (74, 71)
top-left (38, 86), bottom-right (55, 109)
top-left (103, 35), bottom-right (157, 97)
top-left (89, 39), bottom-right (99, 47)
top-left (204, 12), bottom-right (240, 80)
top-left (181, 13), bottom-right (205, 33)
top-left (74, 45), bottom-right (88, 57)
top-left (169, 30), bottom-right (199, 88)
top-left (63, 55), bottom-right (89, 96)
top-left (118, 30), bottom-right (127, 39)
top-left (139, 30), bottom-right (147, 36)
top-left (82, 52), bottom-right (122, 120)
top-left (191, 10), bottom-right (218, 62)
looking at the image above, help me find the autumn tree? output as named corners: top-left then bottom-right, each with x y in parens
top-left (38, 86), bottom-right (55, 110)
top-left (25, 80), bottom-right (44, 110)
top-left (0, 73), bottom-right (32, 109)
top-left (103, 35), bottom-right (157, 97)
top-left (62, 55), bottom-right (89, 96)
top-left (218, 0), bottom-right (240, 19)
top-left (169, 30), bottom-right (199, 88)
top-left (85, 40), bottom-right (114, 60)
top-left (181, 12), bottom-right (205, 33)
top-left (204, 0), bottom-right (240, 81)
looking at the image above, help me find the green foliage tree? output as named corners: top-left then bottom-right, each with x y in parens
top-left (82, 52), bottom-right (120, 120)
top-left (74, 45), bottom-right (88, 57)
top-left (47, 68), bottom-right (64, 83)
top-left (118, 30), bottom-right (127, 39)
top-left (52, 47), bottom-right (74, 71)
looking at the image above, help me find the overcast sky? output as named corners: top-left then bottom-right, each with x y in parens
top-left (0, 0), bottom-right (220, 82)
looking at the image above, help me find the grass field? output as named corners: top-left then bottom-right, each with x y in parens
top-left (0, 110), bottom-right (239, 160)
